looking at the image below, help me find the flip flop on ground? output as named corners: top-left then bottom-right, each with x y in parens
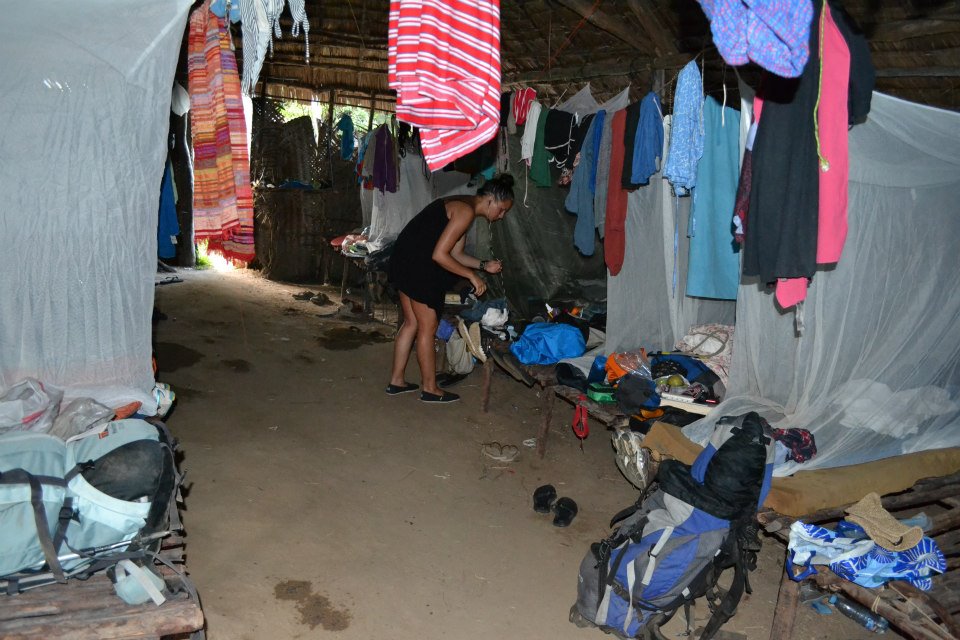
top-left (481, 442), bottom-right (519, 463)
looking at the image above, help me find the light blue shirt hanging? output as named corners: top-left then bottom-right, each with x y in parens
top-left (687, 97), bottom-right (741, 300)
top-left (663, 61), bottom-right (704, 196)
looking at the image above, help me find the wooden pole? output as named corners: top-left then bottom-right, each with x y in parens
top-left (368, 93), bottom-right (375, 132)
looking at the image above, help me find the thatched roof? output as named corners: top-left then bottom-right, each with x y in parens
top-left (239, 0), bottom-right (960, 112)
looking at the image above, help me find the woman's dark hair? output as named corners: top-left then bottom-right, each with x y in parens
top-left (476, 174), bottom-right (515, 202)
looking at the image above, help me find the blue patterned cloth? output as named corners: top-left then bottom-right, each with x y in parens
top-left (663, 61), bottom-right (704, 196)
top-left (631, 92), bottom-right (664, 185)
top-left (788, 520), bottom-right (946, 591)
top-left (697, 0), bottom-right (813, 78)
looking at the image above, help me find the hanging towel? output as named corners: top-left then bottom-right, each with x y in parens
top-left (520, 101), bottom-right (543, 164)
top-left (605, 110), bottom-right (629, 276)
top-left (188, 2), bottom-right (255, 262)
top-left (513, 87), bottom-right (537, 126)
top-left (238, 0), bottom-right (309, 95)
top-left (687, 97), bottom-right (741, 300)
top-left (663, 61), bottom-right (704, 195)
top-left (388, 0), bottom-right (501, 171)
top-left (530, 107), bottom-right (552, 187)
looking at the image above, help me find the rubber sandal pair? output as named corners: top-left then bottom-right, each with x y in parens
top-left (481, 441), bottom-right (519, 463)
top-left (532, 484), bottom-right (578, 527)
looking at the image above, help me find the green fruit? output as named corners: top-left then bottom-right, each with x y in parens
top-left (666, 374), bottom-right (685, 387)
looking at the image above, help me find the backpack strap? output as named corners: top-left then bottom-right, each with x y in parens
top-left (0, 469), bottom-right (67, 584)
top-left (699, 517), bottom-right (762, 640)
top-left (640, 526), bottom-right (674, 586)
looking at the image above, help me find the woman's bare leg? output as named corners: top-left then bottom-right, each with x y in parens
top-left (411, 299), bottom-right (441, 395)
top-left (389, 293), bottom-right (418, 387)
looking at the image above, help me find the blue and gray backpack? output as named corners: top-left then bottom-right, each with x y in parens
top-left (572, 412), bottom-right (775, 640)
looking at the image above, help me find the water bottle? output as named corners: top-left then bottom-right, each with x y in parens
top-left (829, 595), bottom-right (890, 633)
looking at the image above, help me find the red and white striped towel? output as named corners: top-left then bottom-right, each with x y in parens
top-left (389, 0), bottom-right (501, 171)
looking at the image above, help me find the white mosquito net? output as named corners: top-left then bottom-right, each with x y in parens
top-left (0, 1), bottom-right (192, 412)
top-left (683, 93), bottom-right (960, 476)
top-left (606, 116), bottom-right (737, 353)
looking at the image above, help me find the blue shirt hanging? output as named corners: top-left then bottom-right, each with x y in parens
top-left (663, 61), bottom-right (704, 195)
top-left (630, 92), bottom-right (664, 185)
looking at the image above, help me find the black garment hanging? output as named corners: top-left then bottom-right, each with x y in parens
top-left (621, 100), bottom-right (643, 189)
top-left (543, 109), bottom-right (576, 169)
top-left (500, 91), bottom-right (513, 126)
top-left (742, 3), bottom-right (821, 283)
top-left (569, 113), bottom-right (595, 161)
top-left (742, 0), bottom-right (873, 283)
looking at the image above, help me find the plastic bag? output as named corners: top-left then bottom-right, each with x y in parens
top-left (50, 398), bottom-right (114, 440)
top-left (0, 378), bottom-right (63, 435)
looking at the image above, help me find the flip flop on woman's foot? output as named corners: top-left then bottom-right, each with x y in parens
top-left (385, 382), bottom-right (419, 396)
top-left (420, 390), bottom-right (460, 403)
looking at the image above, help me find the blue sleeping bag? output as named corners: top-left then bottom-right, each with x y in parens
top-left (510, 323), bottom-right (586, 365)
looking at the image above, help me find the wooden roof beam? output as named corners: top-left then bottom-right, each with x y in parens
top-left (258, 77), bottom-right (396, 100)
top-left (553, 0), bottom-right (648, 52)
top-left (626, 0), bottom-right (678, 56)
top-left (505, 53), bottom-right (690, 84)
top-left (869, 17), bottom-right (960, 42)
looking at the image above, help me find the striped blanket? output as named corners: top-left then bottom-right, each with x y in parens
top-left (188, 1), bottom-right (255, 262)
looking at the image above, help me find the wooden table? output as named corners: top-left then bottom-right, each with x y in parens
top-left (481, 341), bottom-right (629, 457)
top-left (481, 343), bottom-right (558, 459)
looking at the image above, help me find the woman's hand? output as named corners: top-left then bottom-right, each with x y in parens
top-left (483, 259), bottom-right (503, 274)
top-left (469, 273), bottom-right (487, 297)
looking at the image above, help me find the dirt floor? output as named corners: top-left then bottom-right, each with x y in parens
top-left (153, 268), bottom-right (877, 640)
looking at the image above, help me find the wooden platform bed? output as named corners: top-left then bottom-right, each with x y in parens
top-left (761, 471), bottom-right (960, 640)
top-left (0, 535), bottom-right (204, 640)
top-left (639, 422), bottom-right (960, 640)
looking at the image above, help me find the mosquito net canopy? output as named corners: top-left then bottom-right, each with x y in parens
top-left (683, 93), bottom-right (960, 477)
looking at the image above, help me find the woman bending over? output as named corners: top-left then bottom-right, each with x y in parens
top-left (386, 174), bottom-right (515, 403)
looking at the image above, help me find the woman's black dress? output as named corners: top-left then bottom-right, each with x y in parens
top-left (388, 198), bottom-right (460, 317)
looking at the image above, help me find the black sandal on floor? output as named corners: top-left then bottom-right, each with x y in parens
top-left (552, 497), bottom-right (578, 527)
top-left (533, 484), bottom-right (557, 513)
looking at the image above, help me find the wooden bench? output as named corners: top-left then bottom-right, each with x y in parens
top-left (760, 472), bottom-right (960, 640)
top-left (0, 535), bottom-right (204, 640)
top-left (480, 341), bottom-right (628, 457)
